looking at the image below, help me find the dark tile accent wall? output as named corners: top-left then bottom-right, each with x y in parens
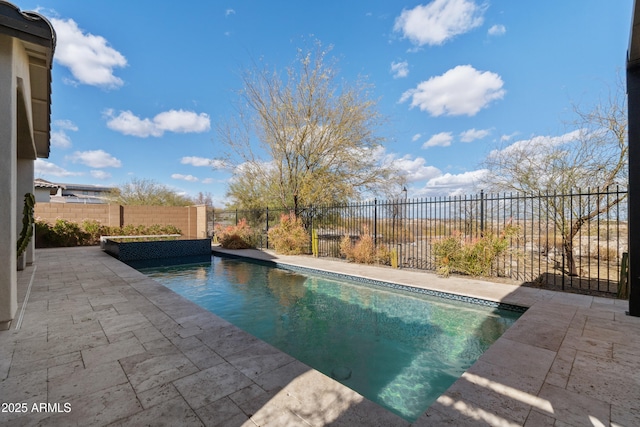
top-left (104, 238), bottom-right (211, 261)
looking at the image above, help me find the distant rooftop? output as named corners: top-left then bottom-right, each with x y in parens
top-left (34, 178), bottom-right (114, 192)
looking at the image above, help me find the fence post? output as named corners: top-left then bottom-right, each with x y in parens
top-left (265, 207), bottom-right (269, 250)
top-left (310, 207), bottom-right (314, 254)
top-left (480, 189), bottom-right (485, 235)
top-left (374, 199), bottom-right (378, 247)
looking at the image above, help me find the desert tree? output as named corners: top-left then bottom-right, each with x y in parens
top-left (193, 191), bottom-right (214, 206)
top-left (482, 82), bottom-right (627, 276)
top-left (109, 178), bottom-right (194, 206)
top-left (217, 41), bottom-right (402, 215)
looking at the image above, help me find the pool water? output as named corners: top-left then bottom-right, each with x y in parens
top-left (140, 256), bottom-right (521, 421)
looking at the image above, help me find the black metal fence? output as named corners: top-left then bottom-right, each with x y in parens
top-left (211, 186), bottom-right (628, 295)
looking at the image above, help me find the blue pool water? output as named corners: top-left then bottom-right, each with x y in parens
top-left (140, 256), bottom-right (521, 421)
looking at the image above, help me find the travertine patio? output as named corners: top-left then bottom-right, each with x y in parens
top-left (1, 246), bottom-right (638, 426)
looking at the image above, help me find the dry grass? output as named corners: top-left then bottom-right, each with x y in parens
top-left (340, 233), bottom-right (391, 265)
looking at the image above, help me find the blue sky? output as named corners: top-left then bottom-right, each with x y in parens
top-left (22, 0), bottom-right (632, 205)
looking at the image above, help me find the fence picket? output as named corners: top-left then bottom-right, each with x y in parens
top-left (212, 187), bottom-right (628, 295)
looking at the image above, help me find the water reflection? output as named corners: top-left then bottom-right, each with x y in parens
top-left (142, 256), bottom-right (520, 421)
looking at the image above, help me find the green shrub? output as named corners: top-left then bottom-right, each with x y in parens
top-left (51, 219), bottom-right (88, 246)
top-left (121, 224), bottom-right (146, 236)
top-left (82, 219), bottom-right (110, 245)
top-left (35, 220), bottom-right (55, 248)
top-left (161, 224), bottom-right (181, 234)
top-left (267, 213), bottom-right (310, 255)
top-left (35, 219), bottom-right (183, 248)
top-left (431, 225), bottom-right (518, 277)
top-left (214, 218), bottom-right (257, 249)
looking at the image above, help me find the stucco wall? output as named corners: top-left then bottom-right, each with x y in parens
top-left (0, 35), bottom-right (35, 327)
top-left (0, 35), bottom-right (18, 328)
top-left (0, 2), bottom-right (56, 329)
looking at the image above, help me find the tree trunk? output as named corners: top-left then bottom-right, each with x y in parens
top-left (563, 239), bottom-right (578, 276)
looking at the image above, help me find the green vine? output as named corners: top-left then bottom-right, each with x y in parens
top-left (17, 192), bottom-right (35, 258)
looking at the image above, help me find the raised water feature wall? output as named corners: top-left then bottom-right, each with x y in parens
top-left (103, 237), bottom-right (211, 262)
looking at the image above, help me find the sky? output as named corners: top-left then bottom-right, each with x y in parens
top-left (19, 0), bottom-right (632, 206)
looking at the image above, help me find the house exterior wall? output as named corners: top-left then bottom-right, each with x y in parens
top-left (34, 186), bottom-right (52, 202)
top-left (0, 36), bottom-right (31, 329)
top-left (0, 35), bottom-right (18, 329)
top-left (628, 46), bottom-right (640, 316)
top-left (0, 2), bottom-right (54, 329)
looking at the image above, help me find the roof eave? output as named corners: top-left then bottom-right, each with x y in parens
top-left (0, 1), bottom-right (55, 159)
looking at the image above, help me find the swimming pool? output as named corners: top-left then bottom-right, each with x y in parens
top-left (140, 256), bottom-right (521, 421)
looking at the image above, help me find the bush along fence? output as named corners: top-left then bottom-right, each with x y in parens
top-left (213, 186), bottom-right (628, 296)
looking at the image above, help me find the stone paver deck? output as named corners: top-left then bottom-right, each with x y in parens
top-left (1, 246), bottom-right (639, 426)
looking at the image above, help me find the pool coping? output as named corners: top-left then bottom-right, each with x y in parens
top-left (213, 248), bottom-right (528, 314)
top-left (2, 246), bottom-right (638, 426)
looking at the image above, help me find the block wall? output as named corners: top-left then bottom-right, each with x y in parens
top-left (35, 203), bottom-right (112, 226)
top-left (121, 206), bottom-right (198, 237)
top-left (34, 203), bottom-right (202, 237)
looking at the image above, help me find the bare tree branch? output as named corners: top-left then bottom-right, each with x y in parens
top-left (216, 41), bottom-right (403, 212)
top-left (482, 79), bottom-right (628, 275)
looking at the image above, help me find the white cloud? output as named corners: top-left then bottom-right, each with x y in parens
top-left (35, 159), bottom-right (82, 177)
top-left (390, 61), bottom-right (409, 78)
top-left (460, 128), bottom-right (491, 142)
top-left (500, 132), bottom-right (519, 142)
top-left (53, 119), bottom-right (78, 131)
top-left (105, 109), bottom-right (211, 137)
top-left (154, 110), bottom-right (211, 133)
top-left (171, 173), bottom-right (199, 182)
top-left (104, 110), bottom-right (159, 137)
top-left (393, 0), bottom-right (485, 47)
top-left (225, 9), bottom-right (236, 16)
top-left (411, 133), bottom-right (422, 142)
top-left (488, 130), bottom-right (582, 159)
top-left (181, 156), bottom-right (212, 167)
top-left (50, 18), bottom-right (127, 89)
top-left (488, 24), bottom-right (506, 36)
top-left (51, 130), bottom-right (73, 149)
top-left (392, 155), bottom-right (442, 182)
top-left (376, 148), bottom-right (441, 184)
top-left (50, 119), bottom-right (78, 149)
top-left (423, 132), bottom-right (453, 148)
top-left (69, 150), bottom-right (122, 168)
top-left (201, 178), bottom-right (214, 184)
top-left (181, 156), bottom-right (232, 171)
top-left (371, 148), bottom-right (484, 196)
top-left (400, 65), bottom-right (505, 116)
top-left (90, 170), bottom-right (111, 180)
top-left (416, 169), bottom-right (488, 197)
